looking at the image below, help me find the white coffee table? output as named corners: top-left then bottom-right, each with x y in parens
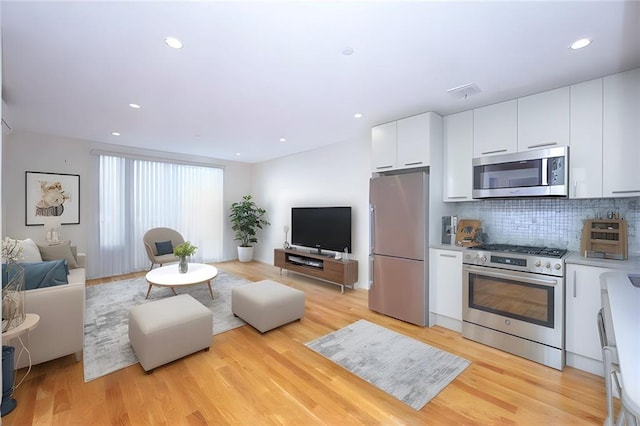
top-left (145, 263), bottom-right (218, 299)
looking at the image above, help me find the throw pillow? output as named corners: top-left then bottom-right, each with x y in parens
top-left (3, 238), bottom-right (43, 262)
top-left (2, 259), bottom-right (69, 290)
top-left (155, 240), bottom-right (174, 256)
top-left (37, 241), bottom-right (79, 269)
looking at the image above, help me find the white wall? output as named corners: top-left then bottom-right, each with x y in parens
top-left (1, 131), bottom-right (252, 278)
top-left (251, 130), bottom-right (372, 288)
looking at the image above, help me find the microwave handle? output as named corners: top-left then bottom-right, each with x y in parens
top-left (541, 158), bottom-right (548, 186)
top-left (528, 142), bottom-right (558, 149)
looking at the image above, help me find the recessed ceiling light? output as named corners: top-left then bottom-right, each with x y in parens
top-left (570, 38), bottom-right (591, 50)
top-left (280, 138), bottom-right (287, 142)
top-left (164, 36), bottom-right (183, 49)
top-left (111, 132), bottom-right (121, 136)
top-left (235, 152), bottom-right (241, 156)
top-left (342, 47), bottom-right (354, 56)
top-left (354, 113), bottom-right (363, 119)
top-left (129, 103), bottom-right (141, 109)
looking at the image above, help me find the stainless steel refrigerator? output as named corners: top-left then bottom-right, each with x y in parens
top-left (369, 171), bottom-right (429, 326)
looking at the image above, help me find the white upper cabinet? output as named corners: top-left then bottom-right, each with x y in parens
top-left (518, 87), bottom-right (570, 151)
top-left (570, 78), bottom-right (603, 199)
top-left (473, 99), bottom-right (518, 157)
top-left (371, 121), bottom-right (397, 172)
top-left (443, 110), bottom-right (473, 202)
top-left (371, 112), bottom-right (442, 173)
top-left (603, 68), bottom-right (640, 197)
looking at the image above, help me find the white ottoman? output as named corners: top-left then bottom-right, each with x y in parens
top-left (232, 280), bottom-right (305, 333)
top-left (128, 294), bottom-right (213, 372)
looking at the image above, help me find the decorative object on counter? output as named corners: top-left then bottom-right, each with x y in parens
top-left (441, 216), bottom-right (457, 245)
top-left (1, 238), bottom-right (26, 332)
top-left (455, 219), bottom-right (482, 247)
top-left (580, 219), bottom-right (627, 260)
top-left (173, 241), bottom-right (197, 273)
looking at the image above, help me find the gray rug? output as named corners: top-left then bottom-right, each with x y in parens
top-left (306, 319), bottom-right (470, 410)
top-left (83, 270), bottom-right (250, 382)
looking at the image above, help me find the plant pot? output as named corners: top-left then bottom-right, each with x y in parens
top-left (237, 246), bottom-right (254, 263)
top-left (178, 256), bottom-right (188, 273)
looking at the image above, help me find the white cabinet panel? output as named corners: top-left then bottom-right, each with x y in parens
top-left (566, 264), bottom-right (616, 362)
top-left (570, 78), bottom-right (603, 198)
top-left (430, 249), bottom-right (463, 322)
top-left (397, 113), bottom-right (430, 169)
top-left (443, 110), bottom-right (473, 202)
top-left (473, 99), bottom-right (517, 157)
top-left (603, 68), bottom-right (640, 197)
top-left (371, 121), bottom-right (397, 172)
top-left (517, 87), bottom-right (570, 151)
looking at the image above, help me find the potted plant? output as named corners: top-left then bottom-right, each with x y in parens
top-left (229, 195), bottom-right (270, 262)
top-left (174, 241), bottom-right (197, 273)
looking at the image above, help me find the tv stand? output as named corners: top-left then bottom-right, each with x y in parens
top-left (274, 249), bottom-right (358, 293)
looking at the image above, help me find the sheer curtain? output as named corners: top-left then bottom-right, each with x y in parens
top-left (96, 155), bottom-right (223, 278)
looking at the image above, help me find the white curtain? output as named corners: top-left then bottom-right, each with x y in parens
top-left (96, 155), bottom-right (223, 277)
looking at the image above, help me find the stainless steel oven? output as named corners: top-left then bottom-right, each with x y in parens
top-left (462, 245), bottom-right (566, 370)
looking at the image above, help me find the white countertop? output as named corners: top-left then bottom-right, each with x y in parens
top-left (600, 271), bottom-right (640, 416)
top-left (565, 252), bottom-right (640, 271)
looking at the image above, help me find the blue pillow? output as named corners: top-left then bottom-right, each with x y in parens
top-left (2, 260), bottom-right (69, 290)
top-left (155, 240), bottom-right (174, 256)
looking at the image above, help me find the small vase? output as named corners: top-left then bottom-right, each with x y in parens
top-left (179, 256), bottom-right (188, 273)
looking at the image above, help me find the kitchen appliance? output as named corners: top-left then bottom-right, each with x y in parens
top-left (441, 216), bottom-right (457, 245)
top-left (462, 244), bottom-right (568, 370)
top-left (472, 146), bottom-right (568, 199)
top-left (369, 172), bottom-right (429, 326)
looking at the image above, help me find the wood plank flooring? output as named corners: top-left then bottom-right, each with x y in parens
top-left (4, 260), bottom-right (610, 425)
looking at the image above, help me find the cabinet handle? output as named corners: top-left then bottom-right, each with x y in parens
top-left (573, 180), bottom-right (577, 197)
top-left (404, 161), bottom-right (423, 166)
top-left (439, 254), bottom-right (457, 258)
top-left (612, 190), bottom-right (640, 194)
top-left (481, 149), bottom-right (507, 155)
top-left (447, 196), bottom-right (468, 200)
top-left (527, 142), bottom-right (557, 149)
top-left (573, 270), bottom-right (577, 298)
top-left (376, 165), bottom-right (393, 170)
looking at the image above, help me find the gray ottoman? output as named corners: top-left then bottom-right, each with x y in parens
top-left (232, 280), bottom-right (305, 333)
top-left (128, 294), bottom-right (213, 372)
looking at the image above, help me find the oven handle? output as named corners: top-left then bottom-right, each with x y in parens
top-left (463, 265), bottom-right (559, 287)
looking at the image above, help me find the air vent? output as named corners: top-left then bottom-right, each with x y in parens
top-left (447, 83), bottom-right (481, 99)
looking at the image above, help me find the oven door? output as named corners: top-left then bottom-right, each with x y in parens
top-left (463, 265), bottom-right (564, 349)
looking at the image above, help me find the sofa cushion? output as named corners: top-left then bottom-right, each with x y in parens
top-left (37, 241), bottom-right (79, 269)
top-left (2, 260), bottom-right (69, 290)
top-left (155, 240), bottom-right (174, 256)
top-left (4, 238), bottom-right (43, 262)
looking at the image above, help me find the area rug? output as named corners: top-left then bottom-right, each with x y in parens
top-left (83, 270), bottom-right (250, 382)
top-left (305, 319), bottom-right (470, 410)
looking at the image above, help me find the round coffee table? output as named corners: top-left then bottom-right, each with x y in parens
top-left (145, 263), bottom-right (218, 299)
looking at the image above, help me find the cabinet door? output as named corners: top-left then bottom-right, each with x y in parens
top-left (570, 78), bottom-right (603, 198)
top-left (371, 121), bottom-right (397, 172)
top-left (397, 113), bottom-right (430, 169)
top-left (473, 99), bottom-right (518, 157)
top-left (432, 249), bottom-right (463, 321)
top-left (603, 68), bottom-right (640, 197)
top-left (566, 264), bottom-right (616, 361)
top-left (517, 87), bottom-right (570, 151)
top-left (443, 111), bottom-right (473, 202)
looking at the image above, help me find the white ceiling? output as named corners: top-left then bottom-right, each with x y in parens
top-left (2, 1), bottom-right (639, 163)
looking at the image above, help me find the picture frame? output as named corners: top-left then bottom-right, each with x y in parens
top-left (25, 171), bottom-right (80, 226)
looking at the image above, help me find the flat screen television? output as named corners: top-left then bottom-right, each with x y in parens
top-left (291, 207), bottom-right (352, 254)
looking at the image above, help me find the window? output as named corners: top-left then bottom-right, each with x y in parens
top-left (96, 155), bottom-right (223, 277)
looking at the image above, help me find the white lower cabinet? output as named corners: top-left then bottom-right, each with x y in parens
top-left (430, 248), bottom-right (462, 332)
top-left (565, 263), bottom-right (617, 375)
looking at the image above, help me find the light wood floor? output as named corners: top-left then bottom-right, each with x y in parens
top-left (4, 260), bottom-right (610, 425)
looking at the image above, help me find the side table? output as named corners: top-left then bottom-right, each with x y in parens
top-left (1, 313), bottom-right (40, 416)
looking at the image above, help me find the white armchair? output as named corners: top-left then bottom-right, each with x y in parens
top-left (143, 227), bottom-right (184, 271)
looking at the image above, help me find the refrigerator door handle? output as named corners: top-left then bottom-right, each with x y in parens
top-left (369, 256), bottom-right (374, 288)
top-left (369, 204), bottom-right (375, 256)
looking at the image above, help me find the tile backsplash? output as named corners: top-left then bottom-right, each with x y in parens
top-left (454, 197), bottom-right (639, 255)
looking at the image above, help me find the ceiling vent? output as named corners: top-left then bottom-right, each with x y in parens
top-left (447, 83), bottom-right (482, 99)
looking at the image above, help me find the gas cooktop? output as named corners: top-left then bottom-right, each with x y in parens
top-left (469, 244), bottom-right (567, 258)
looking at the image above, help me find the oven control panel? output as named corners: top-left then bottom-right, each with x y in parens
top-left (491, 255), bottom-right (526, 267)
top-left (463, 251), bottom-right (565, 277)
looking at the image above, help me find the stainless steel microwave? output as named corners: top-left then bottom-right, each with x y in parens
top-left (472, 146), bottom-right (568, 199)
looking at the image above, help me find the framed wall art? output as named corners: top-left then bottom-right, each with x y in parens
top-left (25, 171), bottom-right (80, 226)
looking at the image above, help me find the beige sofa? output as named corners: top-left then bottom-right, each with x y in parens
top-left (7, 254), bottom-right (86, 369)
